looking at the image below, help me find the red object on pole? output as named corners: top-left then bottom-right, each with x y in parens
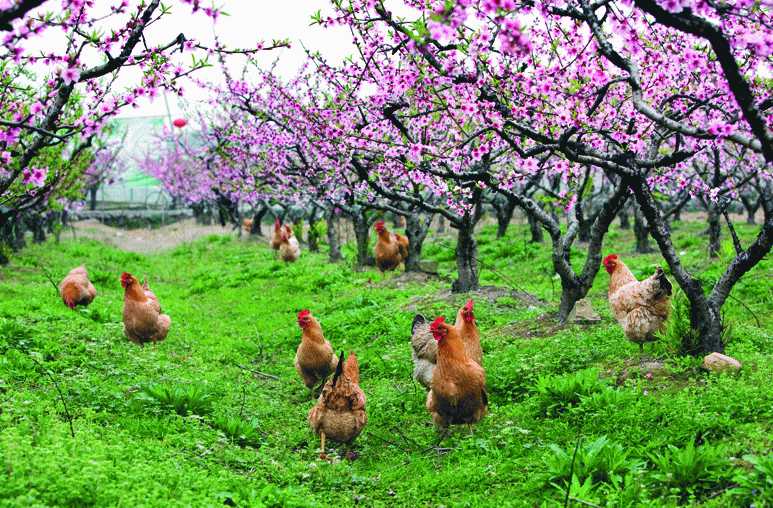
top-left (172, 118), bottom-right (187, 128)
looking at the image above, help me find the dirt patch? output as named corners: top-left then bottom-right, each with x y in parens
top-left (68, 219), bottom-right (238, 253)
top-left (403, 284), bottom-right (543, 312)
top-left (495, 312), bottom-right (564, 339)
top-left (373, 271), bottom-right (444, 289)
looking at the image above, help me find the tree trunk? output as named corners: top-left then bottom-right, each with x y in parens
top-left (293, 217), bottom-right (303, 244)
top-left (495, 197), bottom-right (516, 238)
top-left (250, 207), bottom-right (267, 236)
top-left (557, 281), bottom-right (583, 323)
top-left (326, 214), bottom-right (342, 263)
top-left (452, 219), bottom-right (479, 292)
top-left (707, 206), bottom-right (721, 258)
top-left (437, 215), bottom-right (446, 234)
top-left (352, 210), bottom-right (373, 269)
top-left (627, 176), bottom-right (734, 355)
top-left (308, 219), bottom-right (320, 252)
top-left (89, 186), bottom-right (98, 211)
top-left (577, 206), bottom-right (591, 243)
top-left (12, 215), bottom-right (26, 251)
top-left (31, 214), bottom-right (46, 244)
top-left (527, 213), bottom-right (544, 243)
top-left (618, 207), bottom-right (630, 229)
top-left (404, 213), bottom-right (431, 271)
top-left (633, 205), bottom-right (653, 253)
top-left (739, 195), bottom-right (759, 225)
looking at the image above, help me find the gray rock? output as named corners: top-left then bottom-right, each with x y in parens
top-left (569, 298), bottom-right (601, 323)
top-left (702, 352), bottom-right (741, 373)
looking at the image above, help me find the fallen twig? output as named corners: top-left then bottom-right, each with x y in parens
top-left (15, 348), bottom-right (75, 438)
top-left (727, 293), bottom-right (762, 328)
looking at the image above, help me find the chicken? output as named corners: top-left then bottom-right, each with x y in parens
top-left (603, 254), bottom-right (672, 352)
top-left (410, 299), bottom-right (482, 389)
top-left (455, 299), bottom-right (482, 366)
top-left (410, 314), bottom-right (436, 389)
top-left (270, 217), bottom-right (283, 250)
top-left (278, 225), bottom-right (301, 262)
top-left (373, 220), bottom-right (409, 271)
top-left (59, 265), bottom-right (97, 309)
top-left (295, 310), bottom-right (338, 389)
top-left (242, 218), bottom-right (253, 234)
top-left (426, 316), bottom-right (487, 428)
top-left (308, 351), bottom-right (367, 458)
top-left (121, 272), bottom-right (171, 346)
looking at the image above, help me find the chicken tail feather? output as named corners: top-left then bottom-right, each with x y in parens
top-left (332, 351), bottom-right (345, 387)
top-left (655, 267), bottom-right (672, 297)
top-left (412, 314), bottom-right (427, 335)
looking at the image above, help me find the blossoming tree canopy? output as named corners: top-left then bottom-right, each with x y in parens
top-left (0, 0), bottom-right (287, 261)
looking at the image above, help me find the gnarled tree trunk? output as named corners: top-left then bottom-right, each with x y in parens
top-left (527, 213), bottom-right (544, 243)
top-left (633, 205), bottom-right (653, 253)
top-left (493, 196), bottom-right (517, 238)
top-left (452, 218), bottom-right (479, 292)
top-left (404, 212), bottom-right (432, 272)
top-left (628, 176), bottom-right (773, 355)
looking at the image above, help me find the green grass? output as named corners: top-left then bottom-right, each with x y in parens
top-left (0, 220), bottom-right (771, 507)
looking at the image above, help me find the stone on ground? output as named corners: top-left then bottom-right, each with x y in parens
top-left (702, 352), bottom-right (741, 373)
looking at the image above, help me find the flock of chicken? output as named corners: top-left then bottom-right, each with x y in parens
top-left (55, 219), bottom-right (673, 457)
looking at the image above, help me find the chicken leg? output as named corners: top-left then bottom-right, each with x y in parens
top-left (319, 431), bottom-right (326, 459)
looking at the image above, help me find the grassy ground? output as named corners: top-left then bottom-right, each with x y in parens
top-left (0, 219), bottom-right (771, 507)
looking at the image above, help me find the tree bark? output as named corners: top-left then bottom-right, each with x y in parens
top-left (404, 212), bottom-right (432, 271)
top-left (528, 213), bottom-right (544, 243)
top-left (30, 214), bottom-right (46, 244)
top-left (308, 218), bottom-right (320, 252)
top-left (352, 210), bottom-right (373, 268)
top-left (437, 215), bottom-right (446, 234)
top-left (618, 207), bottom-right (630, 229)
top-left (740, 195), bottom-right (758, 225)
top-left (89, 186), bottom-right (98, 211)
top-left (452, 218), bottom-right (480, 292)
top-left (494, 196), bottom-right (517, 238)
top-left (707, 205), bottom-right (721, 258)
top-left (633, 205), bottom-right (653, 253)
top-left (326, 213), bottom-right (342, 263)
top-left (250, 206), bottom-right (267, 236)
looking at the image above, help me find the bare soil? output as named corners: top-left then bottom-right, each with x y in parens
top-left (68, 219), bottom-right (239, 253)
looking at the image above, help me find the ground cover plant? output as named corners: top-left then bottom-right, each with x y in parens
top-left (0, 219), bottom-right (770, 507)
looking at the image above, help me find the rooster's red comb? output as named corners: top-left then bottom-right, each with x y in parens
top-left (430, 316), bottom-right (446, 330)
top-left (603, 254), bottom-right (619, 265)
top-left (298, 309), bottom-right (311, 319)
top-left (464, 299), bottom-right (474, 312)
